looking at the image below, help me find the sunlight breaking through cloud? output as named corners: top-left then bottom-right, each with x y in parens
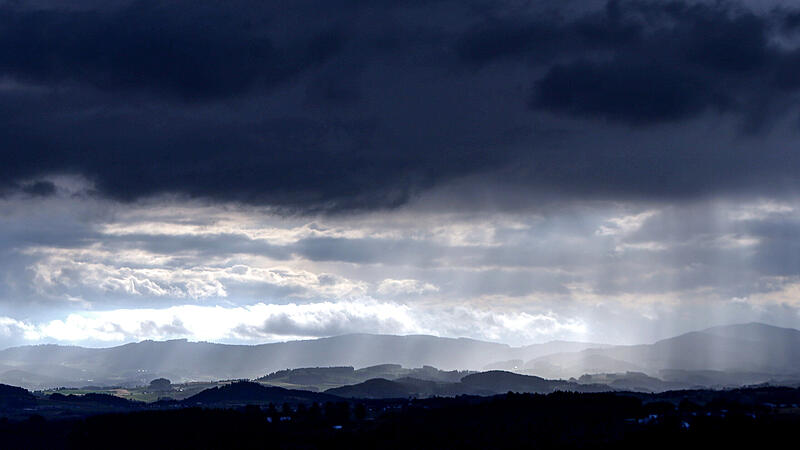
top-left (0, 301), bottom-right (591, 347)
top-left (2, 186), bottom-right (800, 347)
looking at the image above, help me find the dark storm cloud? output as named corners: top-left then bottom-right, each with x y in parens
top-left (463, 0), bottom-right (800, 128)
top-left (534, 59), bottom-right (721, 124)
top-left (455, 2), bottom-right (642, 65)
top-left (0, 1), bottom-right (343, 100)
top-left (3, 0), bottom-right (800, 211)
top-left (20, 181), bottom-right (57, 197)
top-left (516, 1), bottom-right (778, 124)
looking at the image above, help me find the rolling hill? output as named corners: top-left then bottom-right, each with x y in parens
top-left (0, 334), bottom-right (604, 389)
top-left (326, 371), bottom-right (614, 399)
top-left (181, 381), bottom-right (339, 406)
top-left (2, 323), bottom-right (799, 390)
top-left (256, 364), bottom-right (473, 391)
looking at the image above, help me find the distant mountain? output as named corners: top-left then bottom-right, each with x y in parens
top-left (460, 371), bottom-right (612, 394)
top-left (574, 372), bottom-right (691, 393)
top-left (326, 371), bottom-right (613, 399)
top-left (461, 371), bottom-right (569, 393)
top-left (326, 378), bottom-right (423, 399)
top-left (48, 392), bottom-right (139, 408)
top-left (508, 341), bottom-right (612, 361)
top-left (527, 323), bottom-right (800, 382)
top-left (256, 364), bottom-right (474, 391)
top-left (2, 323), bottom-right (798, 390)
top-left (525, 353), bottom-right (645, 378)
top-left (182, 381), bottom-right (338, 406)
top-left (326, 376), bottom-right (492, 398)
top-left (483, 360), bottom-right (524, 371)
top-left (0, 334), bottom-right (603, 389)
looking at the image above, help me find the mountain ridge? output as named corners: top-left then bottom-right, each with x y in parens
top-left (0, 333), bottom-right (601, 388)
top-left (527, 322), bottom-right (800, 380)
top-left (2, 322), bottom-right (798, 390)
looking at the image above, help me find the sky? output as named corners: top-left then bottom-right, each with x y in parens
top-left (2, 0), bottom-right (800, 348)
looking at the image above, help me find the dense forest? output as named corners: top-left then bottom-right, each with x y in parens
top-left (2, 387), bottom-right (800, 449)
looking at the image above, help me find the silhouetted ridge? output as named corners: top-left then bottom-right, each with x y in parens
top-left (326, 371), bottom-right (613, 398)
top-left (326, 378), bottom-right (413, 399)
top-left (183, 381), bottom-right (338, 405)
top-left (256, 364), bottom-right (474, 391)
top-left (48, 392), bottom-right (138, 407)
top-left (0, 383), bottom-right (35, 408)
top-left (461, 370), bottom-right (560, 393)
top-left (0, 383), bottom-right (33, 399)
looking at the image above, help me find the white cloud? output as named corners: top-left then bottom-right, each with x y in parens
top-left (28, 257), bottom-right (228, 299)
top-left (728, 200), bottom-right (795, 221)
top-left (26, 248), bottom-right (368, 300)
top-left (733, 280), bottom-right (800, 308)
top-left (5, 194), bottom-right (800, 346)
top-left (0, 301), bottom-right (593, 347)
top-left (596, 210), bottom-right (659, 237)
top-left (614, 241), bottom-right (667, 252)
top-left (5, 301), bottom-right (425, 344)
top-left (714, 234), bottom-right (760, 249)
top-left (0, 317), bottom-right (37, 340)
top-left (423, 307), bottom-right (588, 344)
top-left (376, 279), bottom-right (439, 297)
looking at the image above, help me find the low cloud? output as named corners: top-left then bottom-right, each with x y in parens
top-left (0, 317), bottom-right (36, 340)
top-left (0, 301), bottom-right (593, 347)
top-left (0, 301), bottom-right (425, 345)
top-left (2, 188), bottom-right (800, 346)
top-left (25, 247), bottom-right (368, 301)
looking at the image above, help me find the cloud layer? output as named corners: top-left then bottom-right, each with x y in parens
top-left (1, 187), bottom-right (800, 347)
top-left (0, 301), bottom-right (586, 348)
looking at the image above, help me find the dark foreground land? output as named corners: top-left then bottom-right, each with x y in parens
top-left (2, 386), bottom-right (800, 449)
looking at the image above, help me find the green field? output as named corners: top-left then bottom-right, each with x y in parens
top-left (38, 381), bottom-right (231, 403)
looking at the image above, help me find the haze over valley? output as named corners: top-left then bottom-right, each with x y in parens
top-left (2, 322), bottom-right (798, 396)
